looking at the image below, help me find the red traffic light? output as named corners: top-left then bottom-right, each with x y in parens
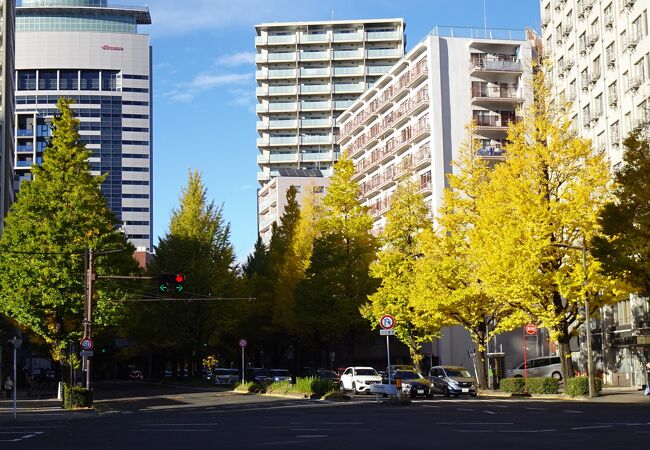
top-left (175, 273), bottom-right (185, 283)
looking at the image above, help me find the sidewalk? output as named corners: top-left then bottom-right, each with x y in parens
top-left (479, 386), bottom-right (650, 403)
top-left (0, 388), bottom-right (62, 414)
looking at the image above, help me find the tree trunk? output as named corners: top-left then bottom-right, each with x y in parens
top-left (473, 348), bottom-right (488, 389)
top-left (558, 339), bottom-right (574, 384)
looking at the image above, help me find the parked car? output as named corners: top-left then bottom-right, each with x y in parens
top-left (428, 366), bottom-right (477, 398)
top-left (315, 369), bottom-right (338, 381)
top-left (383, 365), bottom-right (417, 383)
top-left (129, 370), bottom-right (144, 381)
top-left (339, 367), bottom-right (382, 394)
top-left (213, 368), bottom-right (239, 386)
top-left (505, 356), bottom-right (563, 380)
top-left (391, 370), bottom-right (433, 398)
top-left (246, 368), bottom-right (271, 384)
top-left (270, 369), bottom-right (292, 383)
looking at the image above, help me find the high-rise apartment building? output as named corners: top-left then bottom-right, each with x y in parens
top-left (0, 0), bottom-right (15, 234)
top-left (255, 19), bottom-right (405, 243)
top-left (14, 0), bottom-right (153, 250)
top-left (541, 0), bottom-right (650, 388)
top-left (338, 27), bottom-right (536, 370)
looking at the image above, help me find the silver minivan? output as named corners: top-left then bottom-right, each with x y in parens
top-left (505, 356), bottom-right (563, 380)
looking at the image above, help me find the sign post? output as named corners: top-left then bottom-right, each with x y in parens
top-left (380, 315), bottom-right (395, 385)
top-left (11, 336), bottom-right (21, 420)
top-left (239, 338), bottom-right (247, 384)
top-left (523, 324), bottom-right (537, 382)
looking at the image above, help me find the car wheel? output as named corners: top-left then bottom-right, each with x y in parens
top-left (453, 394), bottom-right (460, 398)
top-left (352, 382), bottom-right (357, 394)
top-left (339, 382), bottom-right (346, 393)
top-left (551, 371), bottom-right (562, 381)
top-left (426, 393), bottom-right (433, 399)
top-left (471, 393), bottom-right (477, 398)
top-left (443, 386), bottom-right (450, 398)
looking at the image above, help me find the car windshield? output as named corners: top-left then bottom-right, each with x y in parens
top-left (355, 369), bottom-right (378, 376)
top-left (271, 370), bottom-right (290, 376)
top-left (445, 369), bottom-right (471, 378)
top-left (251, 369), bottom-right (270, 376)
top-left (394, 371), bottom-right (421, 379)
top-left (227, 369), bottom-right (239, 375)
top-left (317, 370), bottom-right (337, 379)
top-left (214, 369), bottom-right (231, 375)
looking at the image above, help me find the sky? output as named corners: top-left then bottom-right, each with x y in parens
top-left (115, 0), bottom-right (542, 262)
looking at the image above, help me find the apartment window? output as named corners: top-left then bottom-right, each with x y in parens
top-left (568, 79), bottom-right (577, 99)
top-left (59, 70), bottom-right (78, 90)
top-left (592, 55), bottom-right (601, 78)
top-left (582, 104), bottom-right (591, 124)
top-left (638, 100), bottom-right (649, 124)
top-left (580, 68), bottom-right (589, 89)
top-left (291, 185), bottom-right (301, 193)
top-left (633, 57), bottom-right (645, 81)
top-left (312, 186), bottom-right (324, 194)
top-left (608, 81), bottom-right (618, 105)
top-left (419, 171), bottom-right (431, 190)
top-left (18, 70), bottom-right (37, 90)
top-left (102, 70), bottom-right (119, 91)
top-left (579, 32), bottom-right (587, 53)
top-left (38, 70), bottom-right (57, 90)
top-left (606, 42), bottom-right (616, 67)
top-left (625, 111), bottom-right (632, 132)
top-left (611, 121), bottom-right (620, 143)
top-left (590, 18), bottom-right (599, 37)
top-left (604, 3), bottom-right (614, 27)
top-left (595, 94), bottom-right (603, 116)
top-left (596, 132), bottom-right (605, 150)
top-left (632, 15), bottom-right (643, 39)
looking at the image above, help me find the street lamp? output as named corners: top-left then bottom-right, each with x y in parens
top-left (553, 238), bottom-right (595, 398)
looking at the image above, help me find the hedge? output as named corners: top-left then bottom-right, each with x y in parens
top-left (62, 384), bottom-right (93, 409)
top-left (565, 376), bottom-right (603, 397)
top-left (499, 377), bottom-right (559, 394)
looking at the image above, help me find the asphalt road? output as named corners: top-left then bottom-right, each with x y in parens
top-left (1, 381), bottom-right (649, 449)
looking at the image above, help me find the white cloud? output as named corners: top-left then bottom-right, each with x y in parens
top-left (216, 52), bottom-right (256, 67)
top-left (165, 71), bottom-right (253, 103)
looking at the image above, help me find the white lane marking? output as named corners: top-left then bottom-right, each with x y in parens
top-left (0, 439), bottom-right (21, 442)
top-left (320, 422), bottom-right (363, 425)
top-left (485, 411), bottom-right (497, 415)
top-left (436, 422), bottom-right (514, 425)
top-left (564, 410), bottom-right (583, 414)
top-left (571, 425), bottom-right (613, 430)
top-left (291, 429), bottom-right (335, 431)
top-left (129, 429), bottom-right (211, 432)
top-left (499, 429), bottom-right (557, 433)
top-left (421, 405), bottom-right (441, 408)
top-left (295, 435), bottom-right (328, 438)
top-left (454, 430), bottom-right (492, 433)
top-left (526, 407), bottom-right (546, 411)
top-left (0, 426), bottom-right (61, 429)
top-left (140, 423), bottom-right (216, 426)
top-left (457, 408), bottom-right (474, 411)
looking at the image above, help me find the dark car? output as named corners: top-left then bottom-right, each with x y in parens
top-left (246, 368), bottom-right (271, 383)
top-left (269, 369), bottom-right (292, 383)
top-left (315, 369), bottom-right (338, 381)
top-left (428, 365), bottom-right (477, 398)
top-left (391, 370), bottom-right (433, 398)
top-left (213, 368), bottom-right (239, 386)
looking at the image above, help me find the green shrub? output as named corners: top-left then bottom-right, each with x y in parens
top-left (499, 377), bottom-right (526, 394)
top-left (525, 377), bottom-right (560, 394)
top-left (62, 384), bottom-right (93, 409)
top-left (310, 378), bottom-right (337, 397)
top-left (565, 377), bottom-right (603, 397)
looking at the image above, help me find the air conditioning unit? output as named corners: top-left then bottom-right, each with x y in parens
top-left (627, 77), bottom-right (643, 92)
top-left (607, 56), bottom-right (616, 68)
top-left (587, 34), bottom-right (598, 47)
top-left (608, 95), bottom-right (618, 107)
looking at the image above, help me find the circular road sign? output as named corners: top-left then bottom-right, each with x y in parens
top-left (525, 324), bottom-right (537, 335)
top-left (379, 314), bottom-right (395, 330)
top-left (80, 338), bottom-right (94, 351)
top-left (239, 338), bottom-right (248, 348)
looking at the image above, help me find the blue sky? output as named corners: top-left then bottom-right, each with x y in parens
top-left (118, 0), bottom-right (542, 261)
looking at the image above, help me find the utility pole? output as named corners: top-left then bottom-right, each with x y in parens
top-left (582, 239), bottom-right (595, 399)
top-left (84, 248), bottom-right (95, 390)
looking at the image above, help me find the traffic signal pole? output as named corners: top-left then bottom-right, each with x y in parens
top-left (84, 248), bottom-right (95, 390)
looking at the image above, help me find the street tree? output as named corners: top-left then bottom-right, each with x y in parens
top-left (0, 98), bottom-right (137, 360)
top-left (470, 69), bottom-right (621, 382)
top-left (360, 179), bottom-right (436, 373)
top-left (411, 128), bottom-right (519, 388)
top-left (139, 170), bottom-right (238, 376)
top-left (593, 127), bottom-right (650, 295)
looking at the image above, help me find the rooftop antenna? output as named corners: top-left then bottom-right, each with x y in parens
top-left (483, 0), bottom-right (488, 38)
top-left (331, 10), bottom-right (335, 21)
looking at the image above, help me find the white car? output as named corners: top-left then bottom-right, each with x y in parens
top-left (339, 367), bottom-right (382, 394)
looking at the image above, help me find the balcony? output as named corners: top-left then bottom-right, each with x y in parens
top-left (300, 67), bottom-right (330, 78)
top-left (302, 151), bottom-right (336, 162)
top-left (366, 31), bottom-right (401, 41)
top-left (300, 51), bottom-right (330, 61)
top-left (334, 83), bottom-right (364, 93)
top-left (627, 76), bottom-right (643, 92)
top-left (300, 84), bottom-right (331, 94)
top-left (333, 50), bottom-right (364, 59)
top-left (269, 152), bottom-right (299, 162)
top-left (268, 34), bottom-right (296, 45)
top-left (301, 101), bottom-right (331, 111)
top-left (469, 55), bottom-right (522, 74)
top-left (258, 102), bottom-right (297, 113)
top-left (625, 33), bottom-right (641, 51)
top-left (267, 52), bottom-right (296, 62)
top-left (17, 129), bottom-right (34, 137)
top-left (15, 160), bottom-right (34, 168)
top-left (332, 32), bottom-right (363, 42)
top-left (368, 197), bottom-right (391, 217)
top-left (477, 144), bottom-right (506, 159)
top-left (301, 135), bottom-right (333, 145)
top-left (269, 119), bottom-right (297, 129)
top-left (257, 85), bottom-right (297, 96)
top-left (367, 65), bottom-right (392, 76)
top-left (267, 69), bottom-right (297, 79)
top-left (471, 85), bottom-right (523, 104)
top-left (300, 33), bottom-right (329, 43)
top-left (257, 136), bottom-right (299, 147)
top-left (474, 113), bottom-right (520, 130)
top-left (411, 145), bottom-right (432, 170)
top-left (333, 100), bottom-right (354, 110)
top-left (333, 67), bottom-right (365, 77)
top-left (366, 48), bottom-right (400, 58)
top-left (16, 144), bottom-right (34, 153)
top-left (418, 181), bottom-right (432, 196)
top-left (300, 118), bottom-right (332, 128)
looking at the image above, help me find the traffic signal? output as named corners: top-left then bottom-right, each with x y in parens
top-left (158, 273), bottom-right (186, 294)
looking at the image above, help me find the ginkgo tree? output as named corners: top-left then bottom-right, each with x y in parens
top-left (470, 68), bottom-right (625, 382)
top-left (361, 179), bottom-right (439, 373)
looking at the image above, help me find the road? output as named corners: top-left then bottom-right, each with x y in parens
top-left (1, 381), bottom-right (649, 449)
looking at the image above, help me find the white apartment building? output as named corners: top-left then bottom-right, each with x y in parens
top-left (338, 27), bottom-right (536, 371)
top-left (258, 171), bottom-right (329, 243)
top-left (255, 19), bottom-right (405, 243)
top-left (14, 0), bottom-right (153, 251)
top-left (0, 0), bottom-right (15, 233)
top-left (541, 0), bottom-right (650, 387)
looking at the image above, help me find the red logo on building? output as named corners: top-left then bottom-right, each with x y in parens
top-left (101, 45), bottom-right (124, 51)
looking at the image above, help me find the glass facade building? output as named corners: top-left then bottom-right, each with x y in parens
top-left (0, 1), bottom-right (16, 235)
top-left (14, 0), bottom-right (153, 250)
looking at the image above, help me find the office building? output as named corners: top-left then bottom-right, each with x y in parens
top-left (0, 0), bottom-right (15, 234)
top-left (14, 0), bottom-right (153, 250)
top-left (255, 18), bottom-right (405, 243)
top-left (541, 0), bottom-right (650, 387)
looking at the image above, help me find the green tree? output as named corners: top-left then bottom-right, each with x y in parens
top-left (137, 170), bottom-right (237, 375)
top-left (593, 127), bottom-right (650, 294)
top-left (360, 179), bottom-right (436, 373)
top-left (470, 69), bottom-right (621, 382)
top-left (0, 98), bottom-right (137, 360)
